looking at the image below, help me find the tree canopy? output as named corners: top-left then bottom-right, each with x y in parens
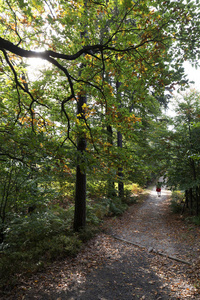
top-left (1, 0), bottom-right (200, 231)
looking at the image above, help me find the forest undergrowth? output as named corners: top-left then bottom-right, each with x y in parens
top-left (1, 185), bottom-right (200, 299)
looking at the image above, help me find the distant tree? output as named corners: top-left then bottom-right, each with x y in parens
top-left (166, 90), bottom-right (200, 215)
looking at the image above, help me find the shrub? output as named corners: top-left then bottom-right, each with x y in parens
top-left (0, 205), bottom-right (78, 288)
top-left (170, 190), bottom-right (184, 213)
top-left (3, 208), bottom-right (72, 250)
top-left (123, 188), bottom-right (137, 205)
top-left (78, 226), bottom-right (98, 242)
top-left (87, 180), bottom-right (106, 199)
top-left (40, 234), bottom-right (83, 259)
top-left (105, 197), bottom-right (128, 216)
top-left (131, 183), bottom-right (144, 194)
top-left (0, 232), bottom-right (83, 289)
top-left (186, 216), bottom-right (200, 226)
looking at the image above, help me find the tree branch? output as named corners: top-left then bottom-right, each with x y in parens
top-left (1, 49), bottom-right (49, 130)
top-left (0, 37), bottom-right (104, 61)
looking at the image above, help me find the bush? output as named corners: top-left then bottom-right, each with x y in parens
top-left (3, 208), bottom-right (72, 250)
top-left (131, 183), bottom-right (144, 194)
top-left (0, 205), bottom-right (79, 289)
top-left (170, 190), bottom-right (184, 213)
top-left (78, 226), bottom-right (98, 242)
top-left (39, 234), bottom-right (83, 259)
top-left (105, 197), bottom-right (128, 216)
top-left (186, 216), bottom-right (200, 226)
top-left (123, 188), bottom-right (137, 205)
top-left (87, 180), bottom-right (106, 199)
top-left (86, 202), bottom-right (102, 225)
top-left (86, 196), bottom-right (128, 221)
top-left (0, 232), bottom-right (83, 289)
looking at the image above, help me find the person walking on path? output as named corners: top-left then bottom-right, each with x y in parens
top-left (156, 181), bottom-right (162, 197)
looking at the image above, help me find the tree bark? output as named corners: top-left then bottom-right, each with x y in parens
top-left (189, 188), bottom-right (193, 214)
top-left (74, 93), bottom-right (87, 231)
top-left (107, 125), bottom-right (116, 197)
top-left (196, 186), bottom-right (199, 216)
top-left (185, 190), bottom-right (189, 209)
top-left (116, 80), bottom-right (124, 198)
top-left (74, 160), bottom-right (86, 231)
top-left (117, 130), bottom-right (124, 198)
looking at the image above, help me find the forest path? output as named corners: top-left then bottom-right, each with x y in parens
top-left (110, 184), bottom-right (199, 262)
top-left (5, 185), bottom-right (200, 300)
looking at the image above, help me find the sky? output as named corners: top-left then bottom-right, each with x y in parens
top-left (27, 57), bottom-right (199, 121)
top-left (28, 59), bottom-right (200, 86)
top-left (183, 61), bottom-right (200, 91)
top-left (165, 61), bottom-right (200, 117)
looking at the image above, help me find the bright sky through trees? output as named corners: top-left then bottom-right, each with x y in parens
top-left (183, 61), bottom-right (200, 90)
top-left (166, 61), bottom-right (200, 118)
top-left (2, 0), bottom-right (200, 233)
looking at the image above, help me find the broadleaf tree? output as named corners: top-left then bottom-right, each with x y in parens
top-left (1, 0), bottom-right (200, 230)
top-left (166, 90), bottom-right (200, 215)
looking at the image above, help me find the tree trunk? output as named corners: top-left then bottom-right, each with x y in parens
top-left (196, 186), bottom-right (199, 216)
top-left (189, 188), bottom-right (193, 214)
top-left (107, 125), bottom-right (116, 198)
top-left (188, 122), bottom-right (198, 215)
top-left (117, 130), bottom-right (124, 198)
top-left (116, 80), bottom-right (124, 198)
top-left (73, 6), bottom-right (88, 231)
top-left (74, 160), bottom-right (86, 231)
top-left (74, 93), bottom-right (87, 232)
top-left (185, 190), bottom-right (189, 209)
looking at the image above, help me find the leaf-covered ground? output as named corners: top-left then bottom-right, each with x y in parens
top-left (1, 185), bottom-right (200, 299)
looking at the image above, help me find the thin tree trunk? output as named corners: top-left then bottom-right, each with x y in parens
top-left (107, 124), bottom-right (116, 197)
top-left (74, 92), bottom-right (87, 231)
top-left (117, 130), bottom-right (124, 198)
top-left (188, 122), bottom-right (198, 215)
top-left (189, 188), bottom-right (193, 214)
top-left (0, 164), bottom-right (13, 243)
top-left (185, 190), bottom-right (189, 209)
top-left (116, 80), bottom-right (124, 198)
top-left (196, 186), bottom-right (199, 216)
top-left (73, 5), bottom-right (88, 231)
top-left (74, 160), bottom-right (86, 231)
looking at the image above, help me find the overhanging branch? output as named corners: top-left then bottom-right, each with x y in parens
top-left (0, 37), bottom-right (103, 61)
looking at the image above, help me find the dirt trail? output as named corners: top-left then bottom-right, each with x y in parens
top-left (3, 185), bottom-right (200, 300)
top-left (113, 187), bottom-right (177, 256)
top-left (111, 185), bottom-right (199, 262)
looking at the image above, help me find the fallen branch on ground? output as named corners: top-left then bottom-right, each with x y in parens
top-left (109, 234), bottom-right (192, 265)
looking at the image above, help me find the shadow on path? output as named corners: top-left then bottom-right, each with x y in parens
top-left (22, 240), bottom-right (174, 300)
top-left (4, 185), bottom-right (200, 300)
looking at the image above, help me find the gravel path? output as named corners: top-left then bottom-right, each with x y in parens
top-left (4, 185), bottom-right (200, 299)
top-left (111, 185), bottom-right (199, 262)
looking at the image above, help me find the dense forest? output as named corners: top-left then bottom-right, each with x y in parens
top-left (1, 0), bottom-right (200, 288)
